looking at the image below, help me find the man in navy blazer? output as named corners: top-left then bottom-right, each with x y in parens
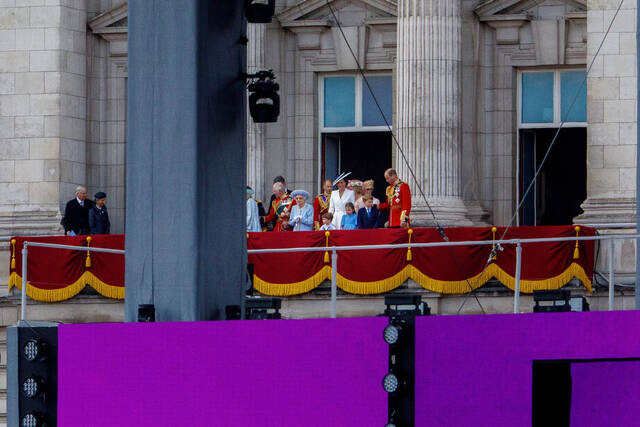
top-left (357, 195), bottom-right (380, 229)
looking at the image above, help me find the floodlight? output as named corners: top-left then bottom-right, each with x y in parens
top-left (383, 372), bottom-right (399, 393)
top-left (247, 70), bottom-right (280, 123)
top-left (22, 376), bottom-right (43, 399)
top-left (383, 324), bottom-right (400, 345)
top-left (23, 339), bottom-right (44, 362)
top-left (245, 0), bottom-right (275, 23)
top-left (21, 412), bottom-right (43, 427)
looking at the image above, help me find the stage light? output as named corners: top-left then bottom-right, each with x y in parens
top-left (533, 290), bottom-right (571, 313)
top-left (246, 70), bottom-right (280, 123)
top-left (21, 412), bottom-right (44, 427)
top-left (22, 376), bottom-right (43, 399)
top-left (138, 304), bottom-right (155, 322)
top-left (245, 297), bottom-right (282, 319)
top-left (23, 339), bottom-right (44, 362)
top-left (245, 0), bottom-right (275, 23)
top-left (383, 324), bottom-right (400, 345)
top-left (383, 372), bottom-right (399, 393)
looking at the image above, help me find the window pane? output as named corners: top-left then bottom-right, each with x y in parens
top-left (324, 77), bottom-right (355, 127)
top-left (362, 75), bottom-right (392, 126)
top-left (522, 72), bottom-right (554, 123)
top-left (561, 70), bottom-right (587, 122)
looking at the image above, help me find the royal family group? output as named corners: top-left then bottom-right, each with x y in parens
top-left (247, 168), bottom-right (411, 232)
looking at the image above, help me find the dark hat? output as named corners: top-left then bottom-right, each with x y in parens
top-left (94, 191), bottom-right (107, 199)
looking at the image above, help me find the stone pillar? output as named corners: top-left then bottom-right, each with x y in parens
top-left (575, 0), bottom-right (637, 282)
top-left (0, 2), bottom-right (87, 284)
top-left (246, 23), bottom-right (265, 201)
top-left (395, 0), bottom-right (471, 226)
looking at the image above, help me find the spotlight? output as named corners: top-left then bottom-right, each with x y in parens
top-left (383, 324), bottom-right (400, 345)
top-left (22, 376), bottom-right (43, 399)
top-left (138, 304), bottom-right (155, 322)
top-left (245, 297), bottom-right (282, 319)
top-left (23, 339), bottom-right (44, 362)
top-left (246, 70), bottom-right (280, 123)
top-left (382, 372), bottom-right (400, 393)
top-left (245, 0), bottom-right (275, 23)
top-left (533, 290), bottom-right (571, 313)
top-left (21, 412), bottom-right (44, 427)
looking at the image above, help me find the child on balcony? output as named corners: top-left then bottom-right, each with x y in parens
top-left (319, 212), bottom-right (336, 231)
top-left (340, 202), bottom-right (358, 230)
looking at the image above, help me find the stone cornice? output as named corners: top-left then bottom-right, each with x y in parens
top-left (277, 0), bottom-right (396, 24)
top-left (475, 0), bottom-right (585, 18)
top-left (88, 2), bottom-right (128, 35)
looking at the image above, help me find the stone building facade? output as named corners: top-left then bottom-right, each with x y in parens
top-left (0, 0), bottom-right (637, 282)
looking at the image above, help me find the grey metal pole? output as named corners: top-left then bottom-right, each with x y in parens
top-left (514, 243), bottom-right (522, 314)
top-left (609, 238), bottom-right (615, 311)
top-left (20, 244), bottom-right (28, 321)
top-left (636, 0), bottom-right (640, 309)
top-left (331, 250), bottom-right (338, 318)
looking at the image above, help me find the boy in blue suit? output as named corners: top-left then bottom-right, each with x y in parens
top-left (357, 195), bottom-right (380, 229)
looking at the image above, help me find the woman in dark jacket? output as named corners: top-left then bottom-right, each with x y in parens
top-left (89, 192), bottom-right (111, 235)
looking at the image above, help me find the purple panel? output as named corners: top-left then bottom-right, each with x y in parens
top-left (58, 318), bottom-right (387, 426)
top-left (415, 311), bottom-right (640, 426)
top-left (570, 361), bottom-right (640, 426)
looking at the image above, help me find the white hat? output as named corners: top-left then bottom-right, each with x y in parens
top-left (333, 172), bottom-right (352, 186)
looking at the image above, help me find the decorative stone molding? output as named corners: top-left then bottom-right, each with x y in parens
top-left (480, 15), bottom-right (529, 45)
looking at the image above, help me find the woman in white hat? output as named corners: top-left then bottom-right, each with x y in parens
top-left (289, 189), bottom-right (314, 231)
top-left (328, 172), bottom-right (355, 229)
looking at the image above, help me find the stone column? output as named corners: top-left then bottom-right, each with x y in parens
top-left (246, 23), bottom-right (265, 201)
top-left (395, 0), bottom-right (471, 226)
top-left (0, 2), bottom-right (87, 285)
top-left (575, 0), bottom-right (637, 282)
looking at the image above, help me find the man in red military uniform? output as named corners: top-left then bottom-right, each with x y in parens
top-left (313, 179), bottom-right (333, 230)
top-left (378, 168), bottom-right (411, 228)
top-left (263, 182), bottom-right (295, 231)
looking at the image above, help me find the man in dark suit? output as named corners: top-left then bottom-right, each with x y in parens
top-left (357, 195), bottom-right (380, 229)
top-left (61, 186), bottom-right (93, 235)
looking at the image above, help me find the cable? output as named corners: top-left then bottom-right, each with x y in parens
top-left (325, 0), bottom-right (486, 313)
top-left (456, 0), bottom-right (625, 313)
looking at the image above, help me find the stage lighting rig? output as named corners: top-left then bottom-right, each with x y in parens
top-left (245, 0), bottom-right (275, 23)
top-left (381, 294), bottom-right (430, 426)
top-left (246, 70), bottom-right (280, 123)
top-left (9, 323), bottom-right (58, 426)
top-left (245, 297), bottom-right (282, 319)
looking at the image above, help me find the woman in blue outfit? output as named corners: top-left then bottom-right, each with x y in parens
top-left (289, 190), bottom-right (314, 231)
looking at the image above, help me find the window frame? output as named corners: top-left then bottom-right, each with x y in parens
top-left (318, 72), bottom-right (393, 133)
top-left (517, 68), bottom-right (587, 129)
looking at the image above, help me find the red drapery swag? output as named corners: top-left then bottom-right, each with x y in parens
top-left (247, 226), bottom-right (595, 296)
top-left (9, 235), bottom-right (124, 302)
top-left (8, 226), bottom-right (595, 301)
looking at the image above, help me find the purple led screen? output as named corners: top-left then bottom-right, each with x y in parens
top-left (570, 361), bottom-right (640, 426)
top-left (58, 318), bottom-right (387, 426)
top-left (415, 311), bottom-right (640, 426)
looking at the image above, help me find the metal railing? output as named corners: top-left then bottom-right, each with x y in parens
top-left (248, 233), bottom-right (640, 317)
top-left (17, 233), bottom-right (639, 320)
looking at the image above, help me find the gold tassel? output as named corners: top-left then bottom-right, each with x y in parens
top-left (85, 236), bottom-right (92, 268)
top-left (573, 226), bottom-right (580, 259)
top-left (10, 239), bottom-right (16, 270)
top-left (324, 231), bottom-right (330, 264)
top-left (406, 229), bottom-right (413, 262)
top-left (491, 227), bottom-right (497, 261)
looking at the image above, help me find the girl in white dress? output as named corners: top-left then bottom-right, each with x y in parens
top-left (328, 173), bottom-right (355, 229)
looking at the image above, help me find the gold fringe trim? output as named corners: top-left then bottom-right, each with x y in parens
top-left (337, 269), bottom-right (410, 295)
top-left (253, 266), bottom-right (331, 296)
top-left (252, 263), bottom-right (592, 296)
top-left (408, 264), bottom-right (493, 294)
top-left (7, 271), bottom-right (124, 302)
